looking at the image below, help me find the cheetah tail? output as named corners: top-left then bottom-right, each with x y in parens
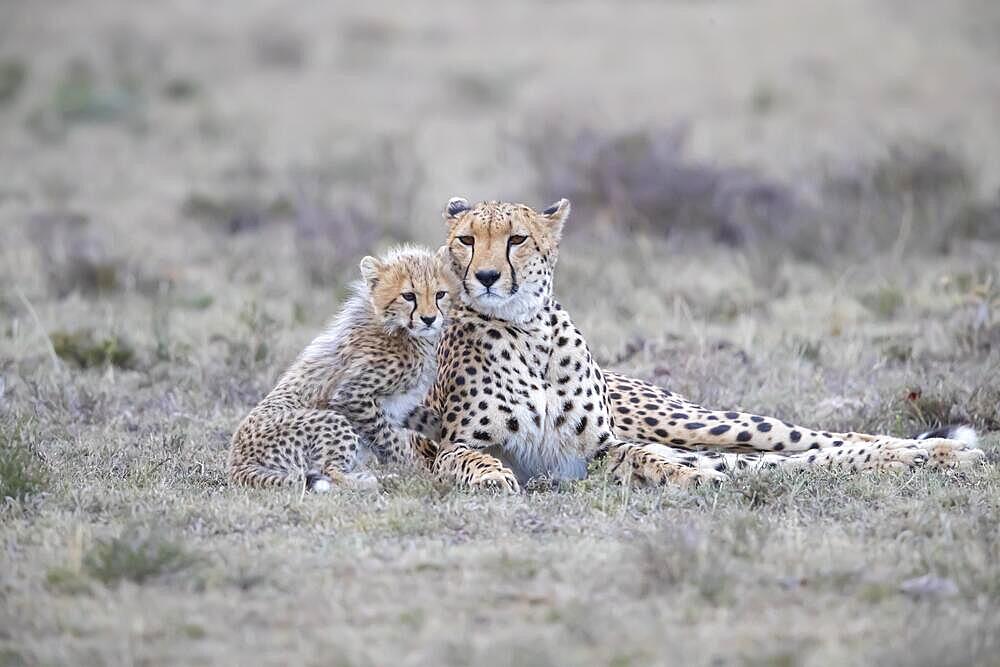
top-left (230, 464), bottom-right (332, 492)
top-left (915, 424), bottom-right (978, 448)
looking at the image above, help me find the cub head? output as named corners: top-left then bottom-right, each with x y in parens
top-left (359, 245), bottom-right (457, 337)
top-left (443, 197), bottom-right (570, 321)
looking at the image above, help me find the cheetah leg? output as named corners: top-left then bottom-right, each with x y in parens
top-left (333, 397), bottom-right (437, 466)
top-left (229, 408), bottom-right (371, 491)
top-left (766, 435), bottom-right (985, 472)
top-left (367, 422), bottom-right (440, 468)
top-left (604, 372), bottom-right (984, 469)
top-left (410, 432), bottom-right (440, 467)
top-left (402, 404), bottom-right (442, 466)
top-left (645, 440), bottom-right (979, 476)
top-left (433, 443), bottom-right (520, 493)
top-left (638, 435), bottom-right (987, 475)
top-left (632, 443), bottom-right (804, 476)
top-left (403, 405), bottom-right (443, 441)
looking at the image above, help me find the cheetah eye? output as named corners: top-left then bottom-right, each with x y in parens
top-left (509, 235), bottom-right (528, 246)
top-left (435, 291), bottom-right (447, 299)
top-left (458, 236), bottom-right (475, 246)
top-left (401, 292), bottom-right (416, 302)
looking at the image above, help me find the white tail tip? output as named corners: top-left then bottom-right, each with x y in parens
top-left (917, 425), bottom-right (978, 448)
top-left (950, 425), bottom-right (979, 448)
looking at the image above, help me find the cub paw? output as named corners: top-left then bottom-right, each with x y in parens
top-left (343, 470), bottom-right (380, 491)
top-left (468, 469), bottom-right (520, 494)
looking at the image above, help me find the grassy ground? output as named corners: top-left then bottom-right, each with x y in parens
top-left (2, 1), bottom-right (1000, 665)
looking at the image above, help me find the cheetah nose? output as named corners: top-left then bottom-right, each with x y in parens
top-left (421, 315), bottom-right (437, 326)
top-left (475, 269), bottom-right (500, 288)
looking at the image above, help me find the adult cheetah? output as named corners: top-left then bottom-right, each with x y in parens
top-left (425, 198), bottom-right (984, 492)
top-left (229, 245), bottom-right (451, 491)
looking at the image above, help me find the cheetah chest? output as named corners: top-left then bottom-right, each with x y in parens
top-left (489, 335), bottom-right (597, 481)
top-left (381, 360), bottom-right (436, 426)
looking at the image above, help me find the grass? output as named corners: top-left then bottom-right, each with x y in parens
top-left (81, 530), bottom-right (199, 586)
top-left (1, 0), bottom-right (999, 665)
top-left (0, 419), bottom-right (48, 503)
top-left (3, 214), bottom-right (997, 666)
top-left (50, 329), bottom-right (135, 369)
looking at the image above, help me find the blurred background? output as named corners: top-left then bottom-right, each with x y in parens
top-left (2, 0), bottom-right (998, 417)
top-left (3, 0), bottom-right (1000, 460)
top-left (2, 2), bottom-right (1000, 663)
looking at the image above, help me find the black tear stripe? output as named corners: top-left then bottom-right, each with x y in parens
top-left (506, 238), bottom-right (519, 294)
top-left (462, 244), bottom-right (475, 295)
top-left (405, 269), bottom-right (418, 327)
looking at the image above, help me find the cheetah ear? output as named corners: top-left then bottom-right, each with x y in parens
top-left (541, 198), bottom-right (571, 236)
top-left (443, 196), bottom-right (470, 222)
top-left (359, 255), bottom-right (383, 290)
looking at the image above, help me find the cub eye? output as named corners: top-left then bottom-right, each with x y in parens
top-left (401, 292), bottom-right (416, 302)
top-left (509, 235), bottom-right (528, 245)
top-left (436, 291), bottom-right (447, 299)
top-left (458, 236), bottom-right (475, 246)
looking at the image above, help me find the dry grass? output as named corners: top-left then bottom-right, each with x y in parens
top-left (2, 0), bottom-right (1000, 665)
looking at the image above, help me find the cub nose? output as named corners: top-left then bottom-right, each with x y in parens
top-left (420, 315), bottom-right (437, 326)
top-left (475, 269), bottom-right (501, 288)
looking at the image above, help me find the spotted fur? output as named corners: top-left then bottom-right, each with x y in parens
top-left (228, 245), bottom-right (454, 491)
top-left (426, 199), bottom-right (986, 492)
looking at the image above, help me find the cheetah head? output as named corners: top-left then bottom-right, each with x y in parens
top-left (359, 245), bottom-right (458, 338)
top-left (443, 197), bottom-right (570, 322)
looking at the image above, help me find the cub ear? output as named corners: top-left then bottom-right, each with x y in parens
top-left (541, 198), bottom-right (571, 236)
top-left (359, 255), bottom-right (383, 289)
top-left (444, 196), bottom-right (470, 222)
top-left (434, 244), bottom-right (450, 264)
top-left (434, 245), bottom-right (461, 290)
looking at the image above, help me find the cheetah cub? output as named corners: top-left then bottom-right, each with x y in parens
top-left (228, 245), bottom-right (455, 492)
